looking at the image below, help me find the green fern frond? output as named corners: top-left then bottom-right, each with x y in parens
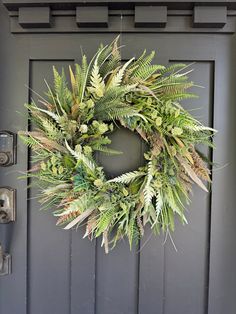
top-left (25, 103), bottom-right (60, 124)
top-left (127, 213), bottom-right (140, 249)
top-left (97, 106), bottom-right (137, 121)
top-left (55, 194), bottom-right (91, 217)
top-left (184, 124), bottom-right (216, 133)
top-left (94, 94), bottom-right (137, 121)
top-left (74, 60), bottom-right (90, 103)
top-left (65, 140), bottom-right (96, 172)
top-left (133, 64), bottom-right (165, 81)
top-left (166, 186), bottom-right (183, 216)
top-left (88, 62), bottom-right (105, 98)
top-left (94, 86), bottom-right (128, 113)
top-left (163, 93), bottom-right (198, 101)
top-left (52, 66), bottom-right (72, 113)
top-left (39, 118), bottom-right (64, 141)
top-left (129, 50), bottom-right (155, 74)
top-left (96, 207), bottom-right (116, 237)
top-left (155, 191), bottom-right (163, 216)
top-left (44, 183), bottom-right (71, 196)
top-left (108, 170), bottom-right (145, 184)
top-left (18, 133), bottom-right (40, 149)
top-left (143, 161), bottom-right (155, 208)
top-left (143, 185), bottom-right (155, 208)
top-left (160, 63), bottom-right (187, 75)
top-left (100, 54), bottom-right (121, 78)
top-left (96, 44), bottom-right (113, 67)
top-left (93, 146), bottom-right (123, 155)
top-left (107, 58), bottom-right (134, 89)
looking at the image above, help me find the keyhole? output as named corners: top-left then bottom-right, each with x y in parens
top-left (0, 199), bottom-right (9, 222)
top-left (0, 210), bottom-right (8, 222)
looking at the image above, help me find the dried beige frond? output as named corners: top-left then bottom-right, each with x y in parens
top-left (56, 210), bottom-right (81, 225)
top-left (190, 148), bottom-right (211, 181)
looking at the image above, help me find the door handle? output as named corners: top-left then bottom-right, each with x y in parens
top-left (0, 187), bottom-right (15, 275)
top-left (0, 241), bottom-right (11, 276)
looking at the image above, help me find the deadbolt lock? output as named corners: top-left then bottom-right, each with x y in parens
top-left (0, 131), bottom-right (17, 166)
top-left (0, 187), bottom-right (16, 223)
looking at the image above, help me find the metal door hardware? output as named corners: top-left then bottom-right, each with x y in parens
top-left (0, 131), bottom-right (17, 166)
top-left (0, 242), bottom-right (11, 276)
top-left (0, 187), bottom-right (16, 223)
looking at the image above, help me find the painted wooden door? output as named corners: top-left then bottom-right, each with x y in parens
top-left (0, 2), bottom-right (236, 314)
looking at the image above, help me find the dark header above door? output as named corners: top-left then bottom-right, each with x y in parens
top-left (3, 0), bottom-right (236, 11)
top-left (3, 0), bottom-right (236, 33)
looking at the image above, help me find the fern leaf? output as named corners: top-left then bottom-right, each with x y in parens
top-left (94, 86), bottom-right (127, 113)
top-left (40, 118), bottom-right (63, 141)
top-left (143, 161), bottom-right (155, 208)
top-left (65, 140), bottom-right (96, 172)
top-left (129, 50), bottom-right (154, 73)
top-left (100, 53), bottom-right (121, 79)
top-left (128, 213), bottom-right (140, 249)
top-left (44, 184), bottom-right (71, 196)
top-left (160, 63), bottom-right (186, 75)
top-left (69, 65), bottom-right (76, 97)
top-left (18, 133), bottom-right (40, 149)
top-left (184, 124), bottom-right (216, 133)
top-left (88, 63), bottom-right (105, 98)
top-left (134, 64), bottom-right (165, 81)
top-left (26, 103), bottom-right (60, 123)
top-left (75, 53), bottom-right (94, 103)
top-left (95, 104), bottom-right (136, 121)
top-left (96, 207), bottom-right (116, 236)
top-left (93, 146), bottom-right (123, 155)
top-left (96, 44), bottom-right (112, 67)
top-left (144, 185), bottom-right (155, 208)
top-left (108, 170), bottom-right (145, 184)
top-left (166, 186), bottom-right (183, 215)
top-left (107, 58), bottom-right (134, 89)
top-left (155, 191), bottom-right (163, 216)
top-left (53, 66), bottom-right (72, 113)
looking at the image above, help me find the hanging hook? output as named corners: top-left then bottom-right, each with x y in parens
top-left (120, 11), bottom-right (123, 47)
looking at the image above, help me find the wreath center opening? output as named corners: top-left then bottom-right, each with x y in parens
top-left (97, 126), bottom-right (147, 178)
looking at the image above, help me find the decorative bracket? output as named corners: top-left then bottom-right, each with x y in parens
top-left (193, 6), bottom-right (227, 28)
top-left (18, 7), bottom-right (51, 28)
top-left (76, 6), bottom-right (108, 28)
top-left (135, 6), bottom-right (167, 28)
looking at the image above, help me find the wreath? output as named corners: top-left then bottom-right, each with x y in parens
top-left (19, 38), bottom-right (216, 253)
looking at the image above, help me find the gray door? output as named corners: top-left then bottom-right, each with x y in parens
top-left (0, 2), bottom-right (236, 314)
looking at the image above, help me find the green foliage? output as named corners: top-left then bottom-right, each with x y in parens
top-left (19, 37), bottom-right (216, 253)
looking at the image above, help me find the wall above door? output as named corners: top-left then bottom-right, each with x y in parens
top-left (3, 0), bottom-right (236, 34)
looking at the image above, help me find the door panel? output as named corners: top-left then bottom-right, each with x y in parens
top-left (29, 60), bottom-right (74, 314)
top-left (0, 3), bottom-right (236, 314)
top-left (163, 62), bottom-right (213, 314)
top-left (26, 37), bottom-right (214, 314)
top-left (139, 61), bottom-right (213, 314)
